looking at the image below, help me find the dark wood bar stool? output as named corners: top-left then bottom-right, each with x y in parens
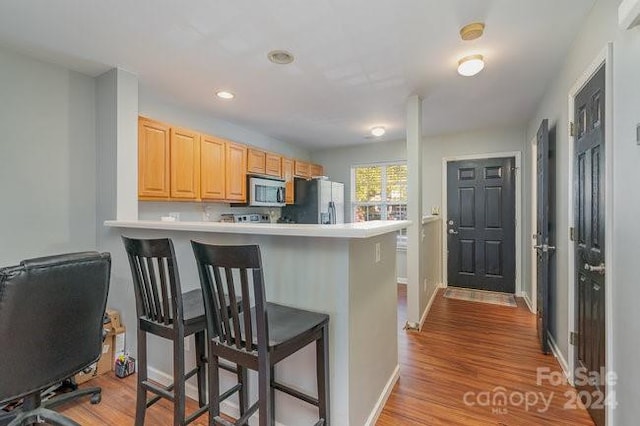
top-left (191, 242), bottom-right (330, 426)
top-left (122, 237), bottom-right (245, 426)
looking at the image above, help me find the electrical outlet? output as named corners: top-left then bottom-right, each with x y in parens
top-left (375, 243), bottom-right (381, 263)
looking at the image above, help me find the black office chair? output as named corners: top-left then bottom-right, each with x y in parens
top-left (122, 237), bottom-right (245, 426)
top-left (0, 252), bottom-right (111, 426)
top-left (191, 242), bottom-right (330, 426)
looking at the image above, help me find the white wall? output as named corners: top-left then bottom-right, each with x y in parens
top-left (0, 47), bottom-right (96, 265)
top-left (525, 0), bottom-right (640, 423)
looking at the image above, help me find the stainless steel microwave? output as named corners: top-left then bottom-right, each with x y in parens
top-left (248, 176), bottom-right (286, 207)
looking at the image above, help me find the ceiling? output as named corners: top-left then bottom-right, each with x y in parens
top-left (0, 0), bottom-right (595, 149)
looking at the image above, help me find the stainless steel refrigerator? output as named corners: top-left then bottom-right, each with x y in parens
top-left (281, 179), bottom-right (344, 224)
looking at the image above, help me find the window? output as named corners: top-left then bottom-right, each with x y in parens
top-left (351, 162), bottom-right (408, 244)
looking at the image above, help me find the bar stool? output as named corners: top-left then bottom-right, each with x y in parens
top-left (191, 241), bottom-right (330, 426)
top-left (122, 237), bottom-right (245, 426)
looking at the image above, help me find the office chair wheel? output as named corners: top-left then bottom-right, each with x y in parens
top-left (90, 394), bottom-right (101, 404)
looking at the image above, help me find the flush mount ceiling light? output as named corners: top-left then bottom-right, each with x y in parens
top-left (267, 50), bottom-right (294, 65)
top-left (457, 54), bottom-right (485, 77)
top-left (370, 126), bottom-right (386, 137)
top-left (216, 90), bottom-right (235, 99)
top-left (459, 22), bottom-right (485, 41)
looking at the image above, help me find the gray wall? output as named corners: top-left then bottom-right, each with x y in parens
top-left (525, 0), bottom-right (640, 423)
top-left (0, 47), bottom-right (96, 265)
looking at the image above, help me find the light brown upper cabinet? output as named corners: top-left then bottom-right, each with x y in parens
top-left (282, 157), bottom-right (294, 204)
top-left (247, 148), bottom-right (266, 175)
top-left (200, 135), bottom-right (226, 200)
top-left (265, 153), bottom-right (282, 178)
top-left (226, 142), bottom-right (247, 201)
top-left (294, 160), bottom-right (310, 178)
top-left (138, 117), bottom-right (170, 199)
top-left (309, 163), bottom-right (324, 177)
top-left (170, 127), bottom-right (201, 200)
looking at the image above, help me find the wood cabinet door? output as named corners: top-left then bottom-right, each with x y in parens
top-left (294, 160), bottom-right (309, 178)
top-left (138, 117), bottom-right (170, 199)
top-left (265, 153), bottom-right (282, 177)
top-left (282, 157), bottom-right (295, 204)
top-left (170, 127), bottom-right (200, 200)
top-left (309, 163), bottom-right (324, 177)
top-left (200, 135), bottom-right (225, 200)
top-left (247, 149), bottom-right (266, 175)
top-left (226, 142), bottom-right (247, 201)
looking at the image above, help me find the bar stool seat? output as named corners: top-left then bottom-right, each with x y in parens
top-left (244, 303), bottom-right (329, 352)
top-left (191, 242), bottom-right (331, 426)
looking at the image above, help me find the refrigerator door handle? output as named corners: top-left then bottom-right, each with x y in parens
top-left (328, 201), bottom-right (336, 224)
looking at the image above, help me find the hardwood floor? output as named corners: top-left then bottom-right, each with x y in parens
top-left (50, 286), bottom-right (593, 425)
top-left (377, 286), bottom-right (594, 425)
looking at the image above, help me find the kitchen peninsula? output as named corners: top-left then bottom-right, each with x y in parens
top-left (105, 219), bottom-right (409, 426)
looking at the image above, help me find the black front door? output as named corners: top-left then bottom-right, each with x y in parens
top-left (536, 119), bottom-right (553, 354)
top-left (447, 157), bottom-right (516, 293)
top-left (574, 64), bottom-right (606, 426)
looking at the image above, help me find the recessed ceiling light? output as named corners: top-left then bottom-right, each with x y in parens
top-left (460, 22), bottom-right (485, 41)
top-left (216, 90), bottom-right (235, 99)
top-left (268, 50), bottom-right (294, 65)
top-left (457, 54), bottom-right (485, 76)
top-left (371, 126), bottom-right (386, 137)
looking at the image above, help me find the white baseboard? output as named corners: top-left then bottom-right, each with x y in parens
top-left (397, 278), bottom-right (408, 284)
top-left (547, 332), bottom-right (571, 383)
top-left (364, 364), bottom-right (400, 426)
top-left (418, 284), bottom-right (441, 330)
top-left (521, 291), bottom-right (535, 313)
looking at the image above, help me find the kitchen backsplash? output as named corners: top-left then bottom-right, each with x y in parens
top-left (138, 201), bottom-right (277, 222)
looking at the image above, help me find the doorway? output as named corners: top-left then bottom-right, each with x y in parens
top-left (444, 154), bottom-right (519, 294)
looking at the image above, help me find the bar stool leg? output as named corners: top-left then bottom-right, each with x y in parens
top-left (173, 333), bottom-right (186, 426)
top-left (195, 330), bottom-right (207, 407)
top-left (208, 344), bottom-right (221, 423)
top-left (135, 329), bottom-right (148, 426)
top-left (269, 366), bottom-right (276, 425)
top-left (237, 365), bottom-right (248, 425)
top-left (257, 355), bottom-right (272, 426)
top-left (316, 325), bottom-right (330, 426)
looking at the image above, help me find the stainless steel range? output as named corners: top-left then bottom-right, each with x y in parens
top-left (220, 213), bottom-right (270, 223)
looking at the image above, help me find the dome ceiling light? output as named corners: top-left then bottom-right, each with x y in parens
top-left (457, 54), bottom-right (485, 77)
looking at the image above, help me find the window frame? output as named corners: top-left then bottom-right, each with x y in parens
top-left (350, 161), bottom-right (408, 247)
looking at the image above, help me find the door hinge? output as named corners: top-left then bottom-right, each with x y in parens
top-left (569, 121), bottom-right (575, 137)
top-left (570, 332), bottom-right (579, 346)
top-left (569, 226), bottom-right (576, 242)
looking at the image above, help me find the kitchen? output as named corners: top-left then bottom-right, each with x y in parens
top-left (105, 110), bottom-right (409, 426)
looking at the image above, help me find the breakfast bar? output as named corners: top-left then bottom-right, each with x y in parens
top-left (104, 219), bottom-right (409, 426)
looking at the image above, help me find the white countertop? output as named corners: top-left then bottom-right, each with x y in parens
top-left (105, 219), bottom-right (411, 239)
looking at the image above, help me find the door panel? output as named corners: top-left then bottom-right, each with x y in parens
top-left (536, 118), bottom-right (552, 354)
top-left (447, 157), bottom-right (516, 293)
top-left (574, 64), bottom-right (606, 426)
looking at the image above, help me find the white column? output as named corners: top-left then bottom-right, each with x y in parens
top-left (406, 94), bottom-right (423, 325)
top-left (96, 68), bottom-right (138, 234)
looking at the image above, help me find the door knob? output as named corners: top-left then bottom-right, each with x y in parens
top-left (448, 229), bottom-right (459, 235)
top-left (584, 263), bottom-right (605, 274)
